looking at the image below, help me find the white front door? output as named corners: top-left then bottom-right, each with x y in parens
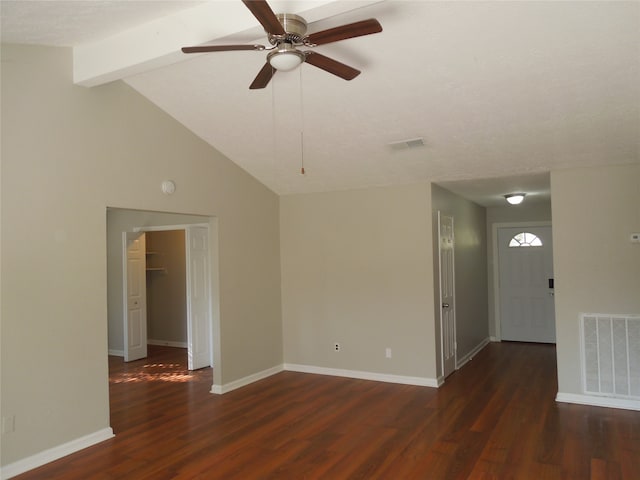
top-left (498, 226), bottom-right (555, 343)
top-left (439, 212), bottom-right (456, 378)
top-left (186, 226), bottom-right (212, 370)
top-left (124, 232), bottom-right (147, 362)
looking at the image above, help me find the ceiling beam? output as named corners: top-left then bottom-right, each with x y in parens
top-left (73, 0), bottom-right (384, 87)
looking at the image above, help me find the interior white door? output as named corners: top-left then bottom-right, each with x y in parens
top-left (439, 212), bottom-right (456, 378)
top-left (498, 226), bottom-right (555, 343)
top-left (186, 226), bottom-right (211, 370)
top-left (124, 231), bottom-right (147, 362)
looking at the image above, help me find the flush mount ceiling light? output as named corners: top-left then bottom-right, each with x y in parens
top-left (267, 43), bottom-right (305, 71)
top-left (505, 193), bottom-right (526, 205)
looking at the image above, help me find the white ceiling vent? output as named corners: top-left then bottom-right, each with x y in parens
top-left (388, 137), bottom-right (425, 151)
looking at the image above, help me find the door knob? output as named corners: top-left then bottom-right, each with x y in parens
top-left (442, 303), bottom-right (450, 308)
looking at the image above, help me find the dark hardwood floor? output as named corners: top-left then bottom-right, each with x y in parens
top-left (15, 342), bottom-right (640, 479)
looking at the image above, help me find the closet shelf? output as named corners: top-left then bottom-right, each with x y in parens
top-left (146, 267), bottom-right (167, 273)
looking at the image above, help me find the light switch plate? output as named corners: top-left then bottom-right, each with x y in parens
top-left (630, 233), bottom-right (640, 244)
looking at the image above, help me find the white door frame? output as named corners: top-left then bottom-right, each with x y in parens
top-left (123, 223), bottom-right (216, 369)
top-left (492, 221), bottom-right (552, 341)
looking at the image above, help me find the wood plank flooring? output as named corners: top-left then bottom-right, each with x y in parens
top-left (14, 342), bottom-right (640, 479)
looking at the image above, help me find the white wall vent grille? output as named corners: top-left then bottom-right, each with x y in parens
top-left (581, 314), bottom-right (640, 399)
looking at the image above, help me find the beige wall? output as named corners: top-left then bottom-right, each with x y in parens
top-left (486, 201), bottom-right (552, 338)
top-left (432, 185), bottom-right (489, 373)
top-left (552, 164), bottom-right (640, 395)
top-left (280, 184), bottom-right (438, 380)
top-left (1, 45), bottom-right (282, 466)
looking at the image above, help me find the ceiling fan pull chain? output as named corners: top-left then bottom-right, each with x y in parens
top-left (300, 132), bottom-right (305, 175)
top-left (272, 68), bottom-right (277, 169)
top-left (300, 67), bottom-right (305, 175)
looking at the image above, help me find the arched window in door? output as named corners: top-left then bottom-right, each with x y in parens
top-left (508, 232), bottom-right (543, 247)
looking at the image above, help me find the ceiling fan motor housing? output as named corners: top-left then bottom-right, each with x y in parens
top-left (270, 13), bottom-right (308, 45)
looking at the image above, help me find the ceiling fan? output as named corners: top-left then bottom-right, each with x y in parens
top-left (182, 0), bottom-right (382, 89)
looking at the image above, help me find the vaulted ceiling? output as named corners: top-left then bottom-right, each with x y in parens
top-left (2, 1), bottom-right (639, 205)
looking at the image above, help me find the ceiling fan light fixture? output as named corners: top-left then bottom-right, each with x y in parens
top-left (505, 193), bottom-right (526, 205)
top-left (267, 44), bottom-right (305, 71)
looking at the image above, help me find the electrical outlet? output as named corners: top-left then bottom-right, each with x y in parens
top-left (630, 233), bottom-right (640, 244)
top-left (334, 343), bottom-right (341, 352)
top-left (385, 348), bottom-right (392, 358)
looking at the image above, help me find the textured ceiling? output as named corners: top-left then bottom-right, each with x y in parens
top-left (0, 1), bottom-right (206, 46)
top-left (2, 0), bottom-right (639, 206)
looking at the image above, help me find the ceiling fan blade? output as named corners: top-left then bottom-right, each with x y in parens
top-left (182, 44), bottom-right (265, 54)
top-left (242, 0), bottom-right (286, 36)
top-left (307, 19), bottom-right (382, 46)
top-left (304, 52), bottom-right (360, 80)
top-left (249, 63), bottom-right (275, 89)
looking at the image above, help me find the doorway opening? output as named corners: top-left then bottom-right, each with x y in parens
top-left (145, 230), bottom-right (188, 350)
top-left (107, 208), bottom-right (221, 395)
top-left (124, 225), bottom-right (213, 370)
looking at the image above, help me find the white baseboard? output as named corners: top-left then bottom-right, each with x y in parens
top-left (489, 336), bottom-right (500, 342)
top-left (0, 427), bottom-right (114, 480)
top-left (108, 349), bottom-right (123, 357)
top-left (556, 392), bottom-right (640, 411)
top-left (456, 337), bottom-right (490, 370)
top-left (210, 362), bottom-right (439, 394)
top-left (210, 364), bottom-right (284, 394)
top-left (147, 339), bottom-right (187, 349)
top-left (284, 363), bottom-right (439, 388)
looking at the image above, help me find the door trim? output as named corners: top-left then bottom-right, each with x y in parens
top-left (491, 221), bottom-right (551, 341)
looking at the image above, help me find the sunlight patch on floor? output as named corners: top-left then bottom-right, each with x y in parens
top-left (110, 362), bottom-right (197, 383)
